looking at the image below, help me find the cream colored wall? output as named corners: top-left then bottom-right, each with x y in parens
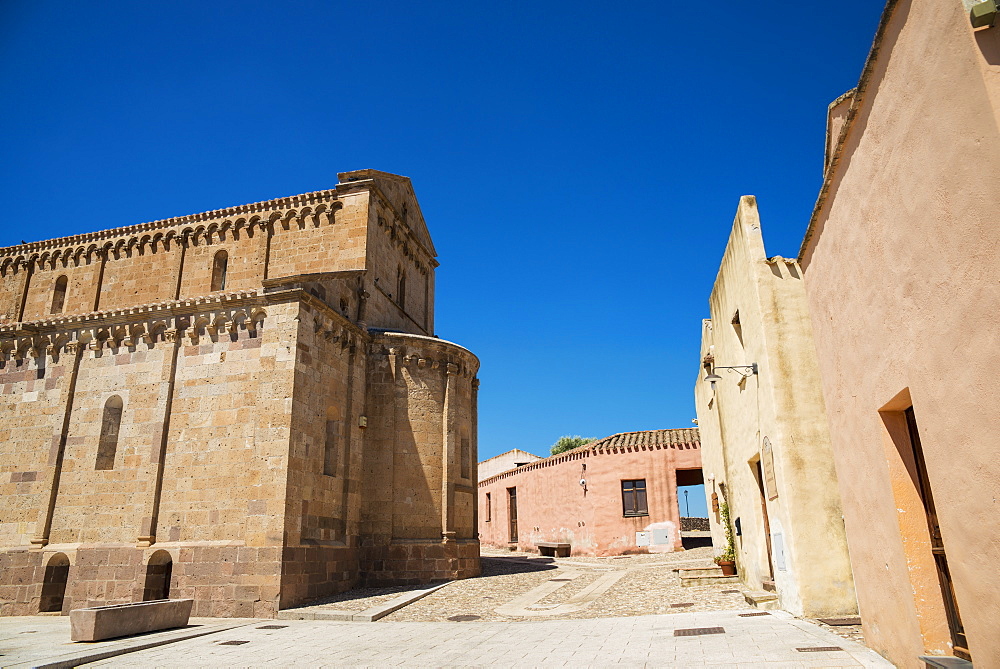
top-left (695, 196), bottom-right (855, 618)
top-left (478, 449), bottom-right (543, 482)
top-left (800, 0), bottom-right (1000, 663)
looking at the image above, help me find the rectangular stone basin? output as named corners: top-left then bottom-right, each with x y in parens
top-left (70, 599), bottom-right (194, 642)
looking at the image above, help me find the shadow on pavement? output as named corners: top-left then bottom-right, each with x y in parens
top-left (681, 536), bottom-right (714, 549)
top-left (480, 555), bottom-right (559, 575)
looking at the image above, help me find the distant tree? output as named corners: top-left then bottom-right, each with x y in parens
top-left (550, 435), bottom-right (597, 456)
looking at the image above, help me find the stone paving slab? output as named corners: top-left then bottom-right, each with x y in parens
top-left (0, 616), bottom-right (255, 669)
top-left (278, 581), bottom-right (452, 622)
top-left (72, 611), bottom-right (894, 667)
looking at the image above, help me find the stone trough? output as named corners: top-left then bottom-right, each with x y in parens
top-left (70, 599), bottom-right (194, 642)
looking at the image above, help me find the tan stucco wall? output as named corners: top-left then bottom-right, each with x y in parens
top-left (800, 0), bottom-right (1000, 664)
top-left (695, 197), bottom-right (855, 618)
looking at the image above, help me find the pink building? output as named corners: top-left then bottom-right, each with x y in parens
top-left (797, 0), bottom-right (1000, 663)
top-left (478, 429), bottom-right (701, 556)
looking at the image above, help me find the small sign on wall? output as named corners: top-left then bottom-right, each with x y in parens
top-left (772, 532), bottom-right (786, 571)
top-left (762, 437), bottom-right (778, 500)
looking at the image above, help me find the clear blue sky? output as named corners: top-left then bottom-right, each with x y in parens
top-left (1, 2), bottom-right (884, 474)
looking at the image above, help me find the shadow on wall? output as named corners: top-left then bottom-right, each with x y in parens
top-left (975, 16), bottom-right (1000, 64)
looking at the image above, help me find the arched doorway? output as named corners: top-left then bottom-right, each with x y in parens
top-left (143, 550), bottom-right (173, 601)
top-left (39, 553), bottom-right (70, 613)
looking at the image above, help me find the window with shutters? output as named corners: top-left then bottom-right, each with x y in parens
top-left (621, 479), bottom-right (648, 516)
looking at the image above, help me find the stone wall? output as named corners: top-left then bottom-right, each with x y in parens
top-left (360, 331), bottom-right (480, 584)
top-left (0, 170), bottom-right (480, 617)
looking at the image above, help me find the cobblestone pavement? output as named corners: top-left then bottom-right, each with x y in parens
top-left (74, 611), bottom-right (892, 668)
top-left (384, 547), bottom-right (747, 622)
top-left (288, 547), bottom-right (867, 647)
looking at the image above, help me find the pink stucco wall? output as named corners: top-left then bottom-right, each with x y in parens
top-left (477, 434), bottom-right (701, 556)
top-left (800, 0), bottom-right (1000, 664)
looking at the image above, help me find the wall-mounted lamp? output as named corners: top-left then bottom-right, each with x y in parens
top-left (704, 363), bottom-right (758, 388)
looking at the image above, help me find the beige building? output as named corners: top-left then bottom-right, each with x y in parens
top-left (477, 449), bottom-right (542, 482)
top-left (0, 169), bottom-right (480, 618)
top-left (796, 0), bottom-right (1000, 664)
top-left (694, 197), bottom-right (856, 619)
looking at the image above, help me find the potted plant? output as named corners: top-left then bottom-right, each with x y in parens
top-left (714, 501), bottom-right (737, 576)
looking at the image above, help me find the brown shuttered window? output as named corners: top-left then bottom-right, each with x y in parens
top-left (622, 479), bottom-right (648, 517)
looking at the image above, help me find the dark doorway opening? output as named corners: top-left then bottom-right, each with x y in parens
top-left (143, 550), bottom-right (173, 601)
top-left (507, 487), bottom-right (518, 543)
top-left (39, 553), bottom-right (70, 613)
top-left (904, 407), bottom-right (969, 660)
top-left (751, 457), bottom-right (775, 581)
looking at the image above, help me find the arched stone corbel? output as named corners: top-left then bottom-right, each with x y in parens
top-left (446, 362), bottom-right (459, 376)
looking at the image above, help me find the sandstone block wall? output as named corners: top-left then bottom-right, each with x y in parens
top-left (0, 169), bottom-right (480, 617)
top-left (360, 332), bottom-right (480, 584)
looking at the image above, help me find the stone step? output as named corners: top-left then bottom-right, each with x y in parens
top-left (761, 579), bottom-right (776, 592)
top-left (680, 574), bottom-right (740, 587)
top-left (744, 590), bottom-right (780, 610)
top-left (676, 566), bottom-right (723, 578)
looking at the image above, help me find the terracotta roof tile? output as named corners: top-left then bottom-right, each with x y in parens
top-left (588, 428), bottom-right (700, 451)
top-left (478, 428), bottom-right (700, 486)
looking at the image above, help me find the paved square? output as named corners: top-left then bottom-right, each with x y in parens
top-left (1, 610), bottom-right (893, 667)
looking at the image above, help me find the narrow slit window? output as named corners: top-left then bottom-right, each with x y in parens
top-left (51, 275), bottom-right (68, 314)
top-left (396, 266), bottom-right (406, 310)
top-left (96, 395), bottom-right (123, 470)
top-left (211, 250), bottom-right (228, 292)
top-left (485, 492), bottom-right (491, 522)
top-left (461, 437), bottom-right (470, 479)
top-left (323, 419), bottom-right (340, 476)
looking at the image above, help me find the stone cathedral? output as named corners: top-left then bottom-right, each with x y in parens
top-left (0, 170), bottom-right (480, 618)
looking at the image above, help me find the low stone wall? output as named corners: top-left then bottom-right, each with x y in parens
top-left (680, 517), bottom-right (710, 532)
top-left (360, 540), bottom-right (480, 585)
